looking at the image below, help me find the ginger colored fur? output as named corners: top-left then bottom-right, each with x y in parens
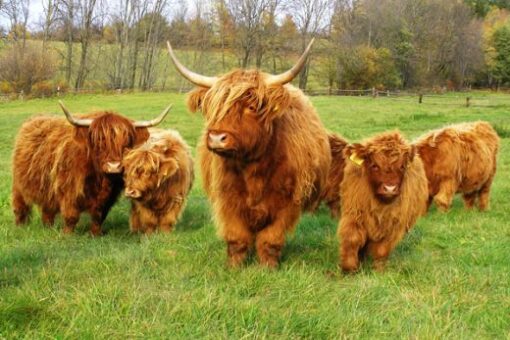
top-left (11, 112), bottom-right (149, 235)
top-left (338, 131), bottom-right (428, 272)
top-left (123, 128), bottom-right (194, 234)
top-left (320, 133), bottom-right (347, 218)
top-left (190, 69), bottom-right (331, 267)
top-left (415, 121), bottom-right (500, 212)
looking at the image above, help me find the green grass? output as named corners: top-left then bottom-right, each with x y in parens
top-left (0, 92), bottom-right (509, 338)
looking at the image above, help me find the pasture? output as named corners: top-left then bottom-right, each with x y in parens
top-left (0, 92), bottom-right (509, 338)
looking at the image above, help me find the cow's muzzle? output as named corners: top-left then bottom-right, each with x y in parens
top-left (208, 131), bottom-right (229, 150)
top-left (104, 161), bottom-right (123, 174)
top-left (125, 188), bottom-right (142, 199)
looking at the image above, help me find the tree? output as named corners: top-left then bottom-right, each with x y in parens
top-left (491, 24), bottom-right (510, 86)
top-left (41, 0), bottom-right (61, 50)
top-left (290, 0), bottom-right (333, 89)
top-left (74, 0), bottom-right (101, 90)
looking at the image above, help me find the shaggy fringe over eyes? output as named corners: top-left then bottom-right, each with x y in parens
top-left (123, 148), bottom-right (160, 178)
top-left (347, 131), bottom-right (413, 163)
top-left (88, 113), bottom-right (136, 153)
top-left (198, 70), bottom-right (290, 126)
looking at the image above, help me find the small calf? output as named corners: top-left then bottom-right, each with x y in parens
top-left (123, 129), bottom-right (194, 234)
top-left (338, 131), bottom-right (428, 272)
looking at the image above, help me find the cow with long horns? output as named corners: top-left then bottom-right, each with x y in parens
top-left (167, 39), bottom-right (331, 267)
top-left (12, 102), bottom-right (170, 235)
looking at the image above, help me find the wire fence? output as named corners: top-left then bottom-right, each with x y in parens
top-left (1, 86), bottom-right (509, 108)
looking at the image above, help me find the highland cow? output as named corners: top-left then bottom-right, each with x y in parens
top-left (11, 102), bottom-right (170, 235)
top-left (123, 128), bottom-right (194, 234)
top-left (339, 131), bottom-right (428, 272)
top-left (320, 133), bottom-right (348, 218)
top-left (415, 121), bottom-right (500, 212)
top-left (167, 39), bottom-right (331, 267)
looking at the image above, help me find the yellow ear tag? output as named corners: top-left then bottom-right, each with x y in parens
top-left (273, 106), bottom-right (279, 112)
top-left (349, 152), bottom-right (364, 166)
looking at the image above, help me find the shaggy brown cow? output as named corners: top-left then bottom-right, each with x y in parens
top-left (320, 133), bottom-right (348, 218)
top-left (123, 128), bottom-right (194, 234)
top-left (339, 131), bottom-right (428, 272)
top-left (12, 102), bottom-right (170, 235)
top-left (415, 121), bottom-right (500, 212)
top-left (167, 39), bottom-right (331, 267)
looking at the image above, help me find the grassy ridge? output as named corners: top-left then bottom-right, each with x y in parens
top-left (0, 92), bottom-right (509, 338)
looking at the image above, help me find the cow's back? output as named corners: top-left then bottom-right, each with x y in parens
top-left (12, 116), bottom-right (86, 209)
top-left (457, 121), bottom-right (499, 192)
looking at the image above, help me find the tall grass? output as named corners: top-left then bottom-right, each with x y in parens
top-left (0, 92), bottom-right (509, 338)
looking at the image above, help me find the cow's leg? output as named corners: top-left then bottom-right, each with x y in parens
top-left (89, 215), bottom-right (104, 237)
top-left (462, 191), bottom-right (477, 210)
top-left (255, 205), bottom-right (300, 268)
top-left (12, 189), bottom-right (31, 225)
top-left (159, 203), bottom-right (183, 233)
top-left (62, 206), bottom-right (80, 234)
top-left (434, 179), bottom-right (456, 212)
top-left (41, 206), bottom-right (57, 226)
top-left (221, 213), bottom-right (254, 268)
top-left (367, 241), bottom-right (392, 272)
top-left (339, 219), bottom-right (366, 273)
top-left (129, 204), bottom-right (142, 233)
top-left (478, 175), bottom-right (495, 211)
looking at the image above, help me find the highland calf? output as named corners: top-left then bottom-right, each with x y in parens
top-left (339, 131), bottom-right (428, 272)
top-left (123, 129), bottom-right (194, 234)
top-left (415, 121), bottom-right (499, 212)
top-left (167, 39), bottom-right (331, 267)
top-left (320, 133), bottom-right (348, 218)
top-left (12, 102), bottom-right (170, 235)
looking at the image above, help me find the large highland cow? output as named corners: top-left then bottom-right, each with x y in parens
top-left (12, 102), bottom-right (170, 235)
top-left (123, 128), bottom-right (194, 234)
top-left (339, 131), bottom-right (428, 272)
top-left (167, 40), bottom-right (331, 267)
top-left (415, 121), bottom-right (499, 211)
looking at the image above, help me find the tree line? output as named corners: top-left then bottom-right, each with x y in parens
top-left (1, 0), bottom-right (510, 96)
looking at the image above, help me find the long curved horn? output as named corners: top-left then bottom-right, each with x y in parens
top-left (166, 41), bottom-right (217, 88)
top-left (133, 104), bottom-right (172, 128)
top-left (266, 38), bottom-right (315, 86)
top-left (59, 100), bottom-right (93, 127)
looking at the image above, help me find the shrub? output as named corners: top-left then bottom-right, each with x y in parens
top-left (0, 81), bottom-right (13, 94)
top-left (0, 44), bottom-right (58, 94)
top-left (31, 81), bottom-right (54, 98)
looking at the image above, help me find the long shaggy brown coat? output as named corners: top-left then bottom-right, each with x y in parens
top-left (12, 112), bottom-right (149, 235)
top-left (320, 133), bottom-right (348, 218)
top-left (123, 128), bottom-right (194, 234)
top-left (415, 121), bottom-right (500, 211)
top-left (339, 131), bottom-right (428, 272)
top-left (190, 70), bottom-right (331, 267)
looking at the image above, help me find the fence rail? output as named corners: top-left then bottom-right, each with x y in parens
top-left (1, 87), bottom-right (509, 108)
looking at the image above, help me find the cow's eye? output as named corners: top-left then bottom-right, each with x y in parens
top-left (371, 164), bottom-right (380, 172)
top-left (248, 105), bottom-right (256, 112)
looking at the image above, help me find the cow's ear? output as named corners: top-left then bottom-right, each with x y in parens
top-left (344, 143), bottom-right (367, 166)
top-left (157, 157), bottom-right (179, 187)
top-left (263, 85), bottom-right (291, 118)
top-left (161, 157), bottom-right (179, 178)
top-left (133, 127), bottom-right (150, 146)
top-left (187, 87), bottom-right (209, 113)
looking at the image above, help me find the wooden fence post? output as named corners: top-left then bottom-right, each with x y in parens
top-left (466, 97), bottom-right (470, 107)
top-left (419, 93), bottom-right (423, 104)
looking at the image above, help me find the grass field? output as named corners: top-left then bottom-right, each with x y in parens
top-left (0, 92), bottom-right (509, 338)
